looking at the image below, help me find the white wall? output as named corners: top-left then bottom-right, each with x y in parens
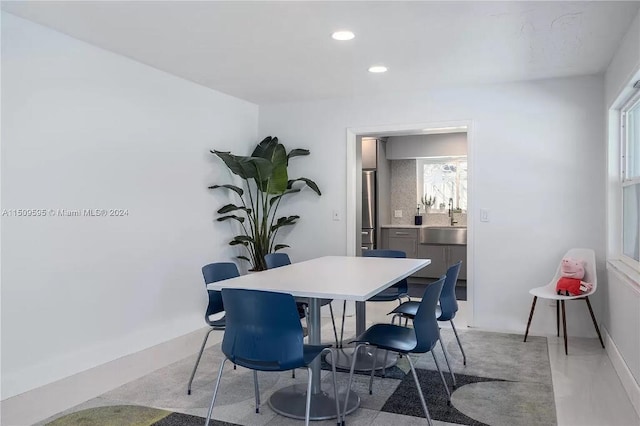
top-left (259, 75), bottom-right (606, 337)
top-left (1, 13), bottom-right (258, 399)
top-left (604, 8), bottom-right (640, 390)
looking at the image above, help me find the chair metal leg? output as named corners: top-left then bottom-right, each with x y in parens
top-left (407, 355), bottom-right (433, 426)
top-left (556, 301), bottom-right (560, 337)
top-left (187, 327), bottom-right (214, 395)
top-left (561, 300), bottom-right (568, 355)
top-left (432, 351), bottom-right (451, 404)
top-left (292, 369), bottom-right (295, 379)
top-left (339, 300), bottom-right (347, 348)
top-left (205, 358), bottom-right (227, 426)
top-left (305, 367), bottom-right (313, 426)
top-left (585, 296), bottom-right (605, 348)
top-left (253, 370), bottom-right (260, 413)
top-left (343, 343), bottom-right (366, 424)
top-left (369, 346), bottom-right (378, 395)
top-left (323, 348), bottom-right (341, 426)
top-left (329, 303), bottom-right (339, 347)
top-left (523, 296), bottom-right (537, 342)
top-left (438, 329), bottom-right (456, 389)
top-left (450, 320), bottom-right (466, 366)
top-left (381, 349), bottom-right (389, 377)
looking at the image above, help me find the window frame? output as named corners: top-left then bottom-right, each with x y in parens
top-left (620, 93), bottom-right (640, 268)
top-left (419, 156), bottom-right (468, 212)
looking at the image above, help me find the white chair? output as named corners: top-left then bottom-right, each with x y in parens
top-left (523, 248), bottom-right (604, 354)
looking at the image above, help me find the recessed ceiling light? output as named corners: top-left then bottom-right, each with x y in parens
top-left (331, 31), bottom-right (355, 41)
top-left (368, 66), bottom-right (388, 73)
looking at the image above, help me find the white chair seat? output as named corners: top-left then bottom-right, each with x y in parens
top-left (529, 281), bottom-right (596, 301)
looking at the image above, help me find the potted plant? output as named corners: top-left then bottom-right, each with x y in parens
top-left (209, 136), bottom-right (321, 271)
top-left (422, 194), bottom-right (436, 212)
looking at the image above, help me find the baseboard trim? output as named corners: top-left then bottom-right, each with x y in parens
top-left (603, 326), bottom-right (640, 418)
top-left (0, 326), bottom-right (221, 426)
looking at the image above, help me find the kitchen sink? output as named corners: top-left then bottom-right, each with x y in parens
top-left (420, 226), bottom-right (467, 245)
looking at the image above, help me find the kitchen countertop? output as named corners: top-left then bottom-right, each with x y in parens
top-left (380, 224), bottom-right (431, 229)
top-left (380, 224), bottom-right (467, 229)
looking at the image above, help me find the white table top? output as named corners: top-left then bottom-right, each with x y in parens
top-left (206, 255), bottom-right (430, 301)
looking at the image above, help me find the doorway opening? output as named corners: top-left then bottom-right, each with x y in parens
top-left (346, 121), bottom-right (475, 326)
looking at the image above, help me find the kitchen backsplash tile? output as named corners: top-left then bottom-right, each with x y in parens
top-left (390, 159), bottom-right (417, 225)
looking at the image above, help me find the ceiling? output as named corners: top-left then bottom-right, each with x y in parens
top-left (3, 1), bottom-right (639, 105)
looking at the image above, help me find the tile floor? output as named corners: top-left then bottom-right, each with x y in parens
top-left (23, 300), bottom-right (640, 425)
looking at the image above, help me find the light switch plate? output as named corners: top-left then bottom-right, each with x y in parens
top-left (480, 208), bottom-right (489, 222)
top-left (394, 210), bottom-right (403, 218)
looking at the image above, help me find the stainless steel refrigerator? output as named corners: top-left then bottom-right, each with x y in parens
top-left (362, 171), bottom-right (376, 252)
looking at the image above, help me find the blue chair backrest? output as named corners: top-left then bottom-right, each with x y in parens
top-left (264, 253), bottom-right (291, 269)
top-left (362, 249), bottom-right (408, 292)
top-left (201, 262), bottom-right (239, 323)
top-left (413, 276), bottom-right (445, 353)
top-left (221, 288), bottom-right (304, 371)
top-left (439, 261), bottom-right (462, 321)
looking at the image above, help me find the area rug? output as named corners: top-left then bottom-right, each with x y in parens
top-left (41, 329), bottom-right (555, 426)
top-left (377, 330), bottom-right (557, 426)
top-left (45, 405), bottom-right (238, 426)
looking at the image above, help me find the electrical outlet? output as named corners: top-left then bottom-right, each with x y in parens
top-left (394, 210), bottom-right (403, 218)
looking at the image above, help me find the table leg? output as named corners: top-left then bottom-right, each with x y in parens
top-left (268, 298), bottom-right (360, 420)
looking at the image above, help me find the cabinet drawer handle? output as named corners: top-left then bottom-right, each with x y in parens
top-left (361, 231), bottom-right (369, 235)
top-left (394, 232), bottom-right (409, 235)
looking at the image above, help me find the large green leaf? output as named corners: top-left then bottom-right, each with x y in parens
top-left (216, 215), bottom-right (245, 223)
top-left (213, 150), bottom-right (272, 181)
top-left (288, 177), bottom-right (322, 196)
top-left (271, 215), bottom-right (300, 231)
top-left (269, 188), bottom-right (301, 206)
top-left (233, 235), bottom-right (254, 243)
top-left (251, 136), bottom-right (278, 159)
top-left (208, 184), bottom-right (243, 197)
top-left (287, 149), bottom-right (310, 161)
top-left (263, 143), bottom-right (288, 194)
top-left (217, 204), bottom-right (250, 214)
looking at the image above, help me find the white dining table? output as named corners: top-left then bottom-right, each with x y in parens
top-left (207, 255), bottom-right (430, 421)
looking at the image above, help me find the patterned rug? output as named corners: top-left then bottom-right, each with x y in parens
top-left (44, 405), bottom-right (239, 426)
top-left (41, 329), bottom-right (555, 426)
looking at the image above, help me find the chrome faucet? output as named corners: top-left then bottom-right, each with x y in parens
top-left (448, 198), bottom-right (458, 226)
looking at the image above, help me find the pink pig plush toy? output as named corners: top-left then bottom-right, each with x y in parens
top-left (556, 257), bottom-right (593, 296)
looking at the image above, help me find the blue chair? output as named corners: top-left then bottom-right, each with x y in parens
top-left (342, 277), bottom-right (448, 426)
top-left (264, 253), bottom-right (342, 346)
top-left (390, 261), bottom-right (466, 366)
top-left (186, 262), bottom-right (238, 395)
top-left (204, 289), bottom-right (341, 426)
top-left (363, 250), bottom-right (410, 303)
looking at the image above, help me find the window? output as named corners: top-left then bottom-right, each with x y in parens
top-left (621, 97), bottom-right (640, 263)
top-left (421, 157), bottom-right (467, 211)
